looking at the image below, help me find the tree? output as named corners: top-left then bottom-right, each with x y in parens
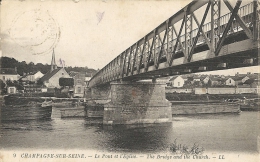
top-left (6, 80), bottom-right (14, 86)
top-left (0, 79), bottom-right (6, 94)
top-left (0, 79), bottom-right (6, 90)
top-left (1, 56), bottom-right (97, 76)
top-left (0, 57), bottom-right (18, 68)
top-left (5, 80), bottom-right (24, 90)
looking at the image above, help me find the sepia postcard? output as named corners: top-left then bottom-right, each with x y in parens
top-left (0, 0), bottom-right (259, 162)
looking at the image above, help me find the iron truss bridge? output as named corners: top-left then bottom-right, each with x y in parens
top-left (89, 0), bottom-right (259, 88)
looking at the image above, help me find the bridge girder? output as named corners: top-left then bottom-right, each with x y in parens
top-left (89, 0), bottom-right (259, 88)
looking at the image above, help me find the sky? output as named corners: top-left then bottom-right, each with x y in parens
top-left (0, 0), bottom-right (259, 76)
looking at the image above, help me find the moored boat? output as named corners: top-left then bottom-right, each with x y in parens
top-left (239, 98), bottom-right (260, 111)
top-left (1, 96), bottom-right (52, 121)
top-left (171, 101), bottom-right (240, 115)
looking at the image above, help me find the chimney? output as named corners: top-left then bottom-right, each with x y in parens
top-left (14, 67), bottom-right (17, 72)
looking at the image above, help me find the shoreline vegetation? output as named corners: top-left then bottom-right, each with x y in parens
top-left (169, 139), bottom-right (204, 155)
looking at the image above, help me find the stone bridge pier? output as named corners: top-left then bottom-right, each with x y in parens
top-left (89, 81), bottom-right (172, 125)
top-left (87, 83), bottom-right (111, 100)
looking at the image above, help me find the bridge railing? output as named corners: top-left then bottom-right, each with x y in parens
top-left (89, 0), bottom-right (258, 87)
top-left (161, 2), bottom-right (254, 57)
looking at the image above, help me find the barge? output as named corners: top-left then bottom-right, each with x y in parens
top-left (1, 101), bottom-right (52, 121)
top-left (171, 101), bottom-right (240, 115)
top-left (1, 95), bottom-right (52, 121)
top-left (239, 98), bottom-right (260, 111)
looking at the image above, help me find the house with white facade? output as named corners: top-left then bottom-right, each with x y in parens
top-left (28, 71), bottom-right (44, 82)
top-left (40, 68), bottom-right (70, 88)
top-left (7, 86), bottom-right (17, 94)
top-left (19, 71), bottom-right (44, 83)
top-left (0, 68), bottom-right (20, 82)
top-left (169, 75), bottom-right (186, 87)
top-left (70, 72), bottom-right (86, 97)
top-left (39, 50), bottom-right (70, 88)
top-left (225, 77), bottom-right (236, 86)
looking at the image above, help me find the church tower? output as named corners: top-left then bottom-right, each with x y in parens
top-left (50, 48), bottom-right (57, 72)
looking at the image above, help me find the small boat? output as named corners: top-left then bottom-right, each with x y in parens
top-left (239, 98), bottom-right (260, 111)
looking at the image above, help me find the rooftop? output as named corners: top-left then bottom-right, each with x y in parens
top-left (40, 68), bottom-right (62, 81)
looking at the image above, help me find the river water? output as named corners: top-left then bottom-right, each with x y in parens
top-left (0, 107), bottom-right (259, 154)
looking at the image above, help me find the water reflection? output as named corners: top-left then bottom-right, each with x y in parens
top-left (96, 123), bottom-right (173, 153)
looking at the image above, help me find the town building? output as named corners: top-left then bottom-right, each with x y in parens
top-left (39, 50), bottom-right (70, 88)
top-left (28, 71), bottom-right (44, 82)
top-left (201, 75), bottom-right (210, 85)
top-left (0, 68), bottom-right (20, 82)
top-left (7, 86), bottom-right (17, 94)
top-left (169, 75), bottom-right (186, 87)
top-left (19, 75), bottom-right (30, 83)
top-left (192, 75), bottom-right (201, 82)
top-left (232, 76), bottom-right (246, 86)
top-left (19, 71), bottom-right (44, 83)
top-left (72, 72), bottom-right (86, 97)
top-left (85, 73), bottom-right (92, 87)
top-left (247, 73), bottom-right (259, 81)
top-left (208, 76), bottom-right (225, 86)
top-left (181, 75), bottom-right (188, 82)
top-left (225, 77), bottom-right (236, 86)
top-left (69, 72), bottom-right (93, 97)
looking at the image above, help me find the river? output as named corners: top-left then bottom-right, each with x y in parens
top-left (0, 107), bottom-right (259, 154)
